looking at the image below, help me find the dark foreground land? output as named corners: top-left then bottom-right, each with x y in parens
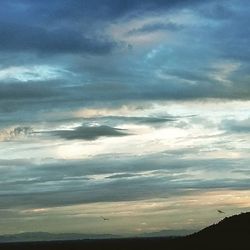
top-left (1, 212), bottom-right (249, 250)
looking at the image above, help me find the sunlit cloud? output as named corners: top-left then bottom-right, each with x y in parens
top-left (0, 65), bottom-right (66, 82)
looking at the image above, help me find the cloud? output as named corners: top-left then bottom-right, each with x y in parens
top-left (127, 22), bottom-right (183, 36)
top-left (232, 169), bottom-right (250, 175)
top-left (0, 126), bottom-right (32, 141)
top-left (202, 1), bottom-right (250, 64)
top-left (222, 118), bottom-right (250, 133)
top-left (0, 0), bottom-right (249, 121)
top-left (46, 124), bottom-right (130, 141)
top-left (0, 0), bottom-right (216, 69)
top-left (0, 65), bottom-right (67, 82)
top-left (0, 154), bottom-right (249, 209)
top-left (0, 0), bottom-right (250, 236)
top-left (127, 22), bottom-right (183, 35)
top-left (105, 173), bottom-right (141, 179)
top-left (87, 116), bottom-right (176, 127)
top-left (161, 69), bottom-right (213, 84)
top-left (0, 0), bottom-right (201, 56)
top-left (0, 82), bottom-right (58, 100)
top-left (198, 2), bottom-right (235, 20)
top-left (0, 22), bottom-right (116, 55)
top-left (4, 0), bottom-right (202, 21)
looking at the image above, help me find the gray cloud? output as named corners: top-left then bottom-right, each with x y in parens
top-left (1, 173), bottom-right (249, 209)
top-left (0, 0), bottom-right (202, 23)
top-left (0, 154), bottom-right (249, 209)
top-left (204, 1), bottom-right (250, 64)
top-left (0, 82), bottom-right (58, 100)
top-left (221, 118), bottom-right (250, 133)
top-left (0, 159), bottom-right (32, 167)
top-left (45, 125), bottom-right (130, 141)
top-left (0, 0), bottom-right (250, 236)
top-left (0, 0), bottom-right (202, 56)
top-left (90, 116), bottom-right (176, 127)
top-left (232, 169), bottom-right (250, 175)
top-left (0, 22), bottom-right (116, 55)
top-left (198, 2), bottom-right (235, 20)
top-left (0, 0), bottom-right (249, 122)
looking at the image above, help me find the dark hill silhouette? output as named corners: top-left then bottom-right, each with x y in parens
top-left (183, 212), bottom-right (250, 249)
top-left (192, 212), bottom-right (250, 239)
top-left (0, 212), bottom-right (249, 250)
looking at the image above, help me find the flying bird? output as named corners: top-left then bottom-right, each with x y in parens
top-left (217, 209), bottom-right (225, 214)
top-left (100, 216), bottom-right (109, 221)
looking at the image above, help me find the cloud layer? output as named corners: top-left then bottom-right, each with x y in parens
top-left (0, 0), bottom-right (250, 236)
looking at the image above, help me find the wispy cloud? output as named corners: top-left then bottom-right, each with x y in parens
top-left (126, 22), bottom-right (184, 36)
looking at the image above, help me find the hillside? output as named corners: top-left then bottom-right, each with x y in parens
top-left (183, 212), bottom-right (250, 249)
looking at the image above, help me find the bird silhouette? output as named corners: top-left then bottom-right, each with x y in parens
top-left (100, 216), bottom-right (109, 221)
top-left (217, 209), bottom-right (225, 214)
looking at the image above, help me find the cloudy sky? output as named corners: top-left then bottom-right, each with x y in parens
top-left (0, 0), bottom-right (250, 236)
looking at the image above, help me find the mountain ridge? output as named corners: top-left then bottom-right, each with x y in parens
top-left (0, 229), bottom-right (196, 243)
top-left (0, 232), bottom-right (120, 243)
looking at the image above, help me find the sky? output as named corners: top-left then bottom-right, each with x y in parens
top-left (0, 0), bottom-right (250, 236)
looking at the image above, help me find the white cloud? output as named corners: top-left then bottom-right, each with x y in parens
top-left (0, 65), bottom-right (66, 82)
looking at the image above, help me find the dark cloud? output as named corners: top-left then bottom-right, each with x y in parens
top-left (0, 22), bottom-right (116, 55)
top-left (46, 124), bottom-right (130, 141)
top-left (0, 154), bottom-right (249, 209)
top-left (1, 171), bottom-right (249, 210)
top-left (0, 156), bottom-right (173, 208)
top-left (0, 177), bottom-right (170, 209)
top-left (198, 2), bottom-right (235, 20)
top-left (0, 82), bottom-right (58, 100)
top-left (0, 78), bottom-right (247, 118)
top-left (0, 0), bottom-right (202, 56)
top-left (0, 0), bottom-right (249, 121)
top-left (1, 0), bottom-right (202, 21)
top-left (205, 1), bottom-right (250, 63)
top-left (81, 0), bottom-right (202, 19)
